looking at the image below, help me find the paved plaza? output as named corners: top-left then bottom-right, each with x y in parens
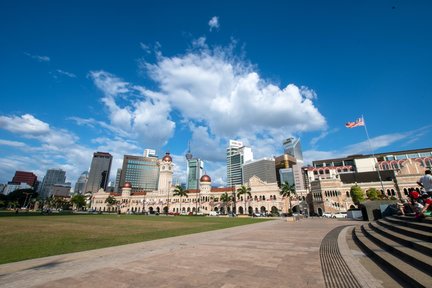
top-left (0, 218), bottom-right (385, 288)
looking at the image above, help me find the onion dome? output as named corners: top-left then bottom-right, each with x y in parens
top-left (200, 175), bottom-right (211, 182)
top-left (162, 152), bottom-right (172, 162)
top-left (123, 182), bottom-right (132, 188)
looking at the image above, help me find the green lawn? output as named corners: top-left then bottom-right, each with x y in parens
top-left (0, 214), bottom-right (270, 264)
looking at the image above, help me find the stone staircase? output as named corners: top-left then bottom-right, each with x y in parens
top-left (352, 215), bottom-right (432, 287)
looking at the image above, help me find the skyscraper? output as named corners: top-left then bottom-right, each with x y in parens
top-left (74, 171), bottom-right (88, 194)
top-left (283, 137), bottom-right (303, 162)
top-left (282, 137), bottom-right (305, 190)
top-left (185, 144), bottom-right (204, 190)
top-left (85, 152), bottom-right (113, 194)
top-left (119, 154), bottom-right (159, 193)
top-left (114, 168), bottom-right (122, 193)
top-left (39, 169), bottom-right (66, 198)
top-left (226, 140), bottom-right (253, 187)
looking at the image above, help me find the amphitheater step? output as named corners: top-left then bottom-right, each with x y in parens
top-left (362, 224), bottom-right (432, 275)
top-left (369, 221), bottom-right (432, 257)
top-left (353, 226), bottom-right (432, 287)
top-left (377, 218), bottom-right (432, 242)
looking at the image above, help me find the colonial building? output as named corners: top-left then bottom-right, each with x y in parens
top-left (306, 153), bottom-right (430, 216)
top-left (91, 152), bottom-right (301, 216)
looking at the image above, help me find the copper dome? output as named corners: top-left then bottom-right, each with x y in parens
top-left (123, 182), bottom-right (132, 188)
top-left (200, 175), bottom-right (211, 182)
top-left (162, 152), bottom-right (172, 162)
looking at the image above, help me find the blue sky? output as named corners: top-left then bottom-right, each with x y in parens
top-left (1, 0), bottom-right (431, 187)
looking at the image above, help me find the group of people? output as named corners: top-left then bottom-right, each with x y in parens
top-left (398, 169), bottom-right (432, 218)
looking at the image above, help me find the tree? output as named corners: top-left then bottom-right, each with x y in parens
top-left (71, 194), bottom-right (86, 210)
top-left (280, 182), bottom-right (296, 215)
top-left (105, 195), bottom-right (118, 206)
top-left (237, 185), bottom-right (251, 215)
top-left (350, 185), bottom-right (364, 206)
top-left (173, 185), bottom-right (188, 213)
top-left (366, 188), bottom-right (379, 200)
top-left (220, 192), bottom-right (232, 215)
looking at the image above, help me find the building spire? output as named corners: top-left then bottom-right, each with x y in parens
top-left (185, 140), bottom-right (193, 161)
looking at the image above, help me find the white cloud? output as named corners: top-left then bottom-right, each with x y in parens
top-left (143, 45), bottom-right (326, 141)
top-left (56, 69), bottom-right (77, 78)
top-left (300, 86), bottom-right (317, 100)
top-left (89, 70), bottom-right (176, 149)
top-left (0, 139), bottom-right (28, 148)
top-left (208, 16), bottom-right (220, 31)
top-left (303, 129), bottom-right (425, 165)
top-left (0, 114), bottom-right (50, 135)
top-left (24, 52), bottom-right (50, 62)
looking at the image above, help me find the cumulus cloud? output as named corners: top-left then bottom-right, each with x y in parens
top-left (143, 43), bottom-right (326, 141)
top-left (208, 16), bottom-right (220, 31)
top-left (24, 52), bottom-right (50, 62)
top-left (89, 70), bottom-right (175, 149)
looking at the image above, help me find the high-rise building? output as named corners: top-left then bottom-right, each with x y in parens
top-left (39, 169), bottom-right (66, 198)
top-left (187, 158), bottom-right (204, 190)
top-left (283, 137), bottom-right (303, 162)
top-left (243, 158), bottom-right (277, 184)
top-left (184, 144), bottom-right (204, 190)
top-left (143, 149), bottom-right (157, 158)
top-left (277, 137), bottom-right (305, 190)
top-left (279, 168), bottom-right (295, 186)
top-left (74, 171), bottom-right (88, 194)
top-left (12, 171), bottom-right (38, 188)
top-left (226, 140), bottom-right (253, 187)
top-left (114, 168), bottom-right (122, 193)
top-left (120, 154), bottom-right (159, 193)
top-left (274, 154), bottom-right (297, 186)
top-left (85, 152), bottom-right (113, 194)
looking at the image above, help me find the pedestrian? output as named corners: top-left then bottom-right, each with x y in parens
top-left (417, 169), bottom-right (432, 197)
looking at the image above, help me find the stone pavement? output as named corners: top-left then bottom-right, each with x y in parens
top-left (0, 218), bottom-right (380, 288)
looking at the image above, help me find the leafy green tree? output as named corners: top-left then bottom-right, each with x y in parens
top-left (220, 192), bottom-right (232, 214)
top-left (71, 194), bottom-right (86, 210)
top-left (6, 189), bottom-right (35, 208)
top-left (280, 182), bottom-right (296, 214)
top-left (350, 185), bottom-right (364, 206)
top-left (237, 185), bottom-right (252, 215)
top-left (105, 195), bottom-right (118, 206)
top-left (366, 188), bottom-right (379, 200)
top-left (173, 185), bottom-right (188, 213)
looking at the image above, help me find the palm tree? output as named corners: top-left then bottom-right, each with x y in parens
top-left (220, 192), bottom-right (231, 215)
top-left (237, 185), bottom-right (252, 215)
top-left (280, 181), bottom-right (296, 215)
top-left (173, 185), bottom-right (188, 213)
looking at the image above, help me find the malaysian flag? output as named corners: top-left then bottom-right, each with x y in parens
top-left (345, 117), bottom-right (365, 128)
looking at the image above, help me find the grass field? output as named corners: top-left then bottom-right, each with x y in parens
top-left (0, 214), bottom-right (270, 264)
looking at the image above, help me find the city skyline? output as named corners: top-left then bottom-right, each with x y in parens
top-left (1, 1), bottom-right (431, 186)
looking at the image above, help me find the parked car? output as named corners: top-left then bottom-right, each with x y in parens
top-left (208, 211), bottom-right (219, 216)
top-left (332, 212), bottom-right (347, 219)
top-left (322, 212), bottom-right (333, 218)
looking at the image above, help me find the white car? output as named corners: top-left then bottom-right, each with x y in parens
top-left (208, 211), bottom-right (219, 216)
top-left (322, 212), bottom-right (333, 218)
top-left (332, 212), bottom-right (347, 219)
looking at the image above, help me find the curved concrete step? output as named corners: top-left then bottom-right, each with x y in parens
top-left (353, 226), bottom-right (432, 288)
top-left (385, 216), bottom-right (432, 233)
top-left (377, 219), bottom-right (432, 242)
top-left (362, 224), bottom-right (432, 276)
top-left (393, 215), bottom-right (432, 224)
top-left (369, 221), bottom-right (432, 257)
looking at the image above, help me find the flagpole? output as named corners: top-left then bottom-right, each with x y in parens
top-left (361, 115), bottom-right (385, 193)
